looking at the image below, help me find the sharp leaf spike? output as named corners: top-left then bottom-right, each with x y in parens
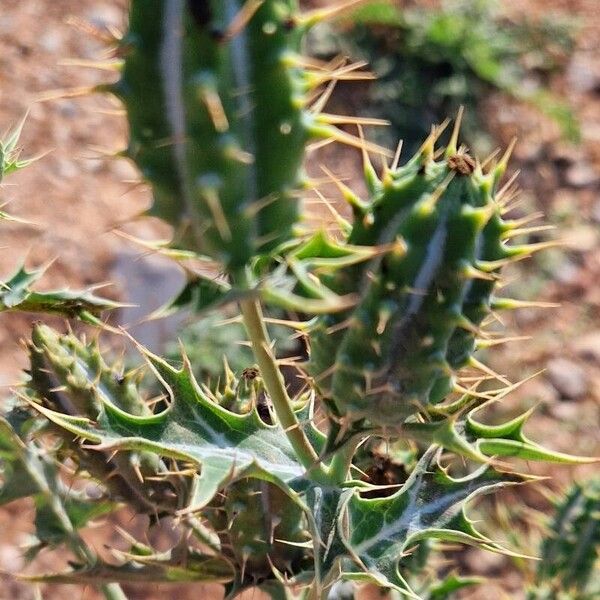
top-left (445, 105), bottom-right (464, 157)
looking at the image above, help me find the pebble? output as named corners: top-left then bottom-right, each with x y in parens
top-left (548, 400), bottom-right (580, 420)
top-left (572, 330), bottom-right (600, 364)
top-left (55, 158), bottom-right (78, 180)
top-left (86, 6), bottom-right (123, 29)
top-left (59, 101), bottom-right (79, 120)
top-left (111, 158), bottom-right (138, 181)
top-left (567, 55), bottom-right (600, 94)
top-left (39, 29), bottom-right (62, 53)
top-left (514, 137), bottom-right (544, 163)
top-left (565, 162), bottom-right (600, 188)
top-left (550, 142), bottom-right (583, 166)
top-left (553, 259), bottom-right (579, 286)
top-left (545, 357), bottom-right (588, 399)
top-left (0, 544), bottom-right (23, 572)
top-left (110, 250), bottom-right (187, 352)
top-left (563, 225), bottom-right (599, 253)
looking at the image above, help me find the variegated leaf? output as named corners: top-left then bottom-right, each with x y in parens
top-left (338, 447), bottom-right (529, 595)
top-left (27, 338), bottom-right (319, 511)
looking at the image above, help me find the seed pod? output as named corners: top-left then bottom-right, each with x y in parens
top-left (205, 478), bottom-right (308, 578)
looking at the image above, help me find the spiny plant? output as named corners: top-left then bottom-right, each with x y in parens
top-left (527, 477), bottom-right (600, 600)
top-left (0, 118), bottom-right (121, 322)
top-left (0, 2), bottom-right (595, 599)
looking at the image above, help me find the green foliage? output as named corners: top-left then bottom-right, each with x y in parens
top-left (113, 0), bottom-right (363, 268)
top-left (0, 3), bottom-right (594, 600)
top-left (311, 0), bottom-right (578, 152)
top-left (528, 478), bottom-right (600, 599)
top-left (307, 129), bottom-right (513, 424)
top-left (0, 264), bottom-right (123, 323)
top-left (0, 119), bottom-right (120, 323)
top-left (0, 115), bottom-right (39, 182)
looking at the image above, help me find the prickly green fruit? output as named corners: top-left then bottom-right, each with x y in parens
top-left (218, 478), bottom-right (308, 577)
top-left (113, 0), bottom-right (353, 268)
top-left (308, 125), bottom-right (539, 427)
top-left (529, 478), bottom-right (600, 599)
top-left (27, 324), bottom-right (185, 515)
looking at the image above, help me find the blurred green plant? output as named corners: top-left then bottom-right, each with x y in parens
top-left (163, 311), bottom-right (297, 385)
top-left (310, 0), bottom-right (579, 153)
top-left (528, 477), bottom-right (600, 599)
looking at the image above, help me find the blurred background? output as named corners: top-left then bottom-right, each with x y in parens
top-left (0, 0), bottom-right (598, 597)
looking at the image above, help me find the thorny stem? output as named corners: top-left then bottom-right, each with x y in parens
top-left (235, 270), bottom-right (328, 483)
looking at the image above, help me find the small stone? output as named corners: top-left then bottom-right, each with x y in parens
top-left (565, 162), bottom-right (600, 188)
top-left (550, 142), bottom-right (583, 166)
top-left (39, 29), bottom-right (62, 53)
top-left (86, 6), bottom-right (123, 29)
top-left (548, 400), bottom-right (580, 420)
top-left (0, 545), bottom-right (23, 572)
top-left (563, 225), bottom-right (599, 253)
top-left (85, 482), bottom-right (105, 499)
top-left (110, 250), bottom-right (187, 352)
top-left (59, 101), bottom-right (78, 120)
top-left (56, 158), bottom-right (78, 179)
top-left (111, 158), bottom-right (138, 180)
top-left (567, 55), bottom-right (600, 94)
top-left (572, 330), bottom-right (600, 364)
top-left (545, 358), bottom-right (588, 399)
top-left (514, 137), bottom-right (544, 162)
top-left (553, 259), bottom-right (579, 285)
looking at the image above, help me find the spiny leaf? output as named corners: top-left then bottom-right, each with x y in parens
top-left (403, 401), bottom-right (596, 465)
top-left (26, 331), bottom-right (323, 510)
top-left (338, 447), bottom-right (529, 595)
top-left (152, 273), bottom-right (249, 318)
top-left (466, 404), bottom-right (597, 464)
top-left (304, 484), bottom-right (354, 587)
top-left (0, 413), bottom-right (47, 507)
top-left (28, 324), bottom-right (186, 517)
top-left (345, 2), bottom-right (404, 26)
top-left (0, 408), bottom-right (116, 558)
top-left (0, 264), bottom-right (122, 323)
top-left (0, 115), bottom-right (41, 182)
top-left (427, 574), bottom-right (484, 599)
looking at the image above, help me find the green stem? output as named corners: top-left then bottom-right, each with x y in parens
top-left (235, 272), bottom-right (327, 482)
top-left (100, 583), bottom-right (129, 600)
top-left (327, 436), bottom-right (362, 484)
